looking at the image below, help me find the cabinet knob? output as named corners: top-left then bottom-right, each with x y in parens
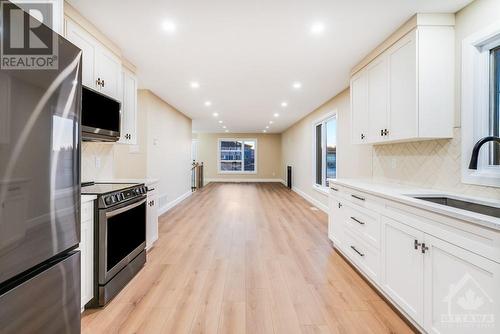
top-left (380, 129), bottom-right (384, 137)
top-left (421, 243), bottom-right (429, 254)
top-left (361, 133), bottom-right (365, 140)
top-left (102, 80), bottom-right (105, 87)
top-left (383, 129), bottom-right (389, 136)
top-left (96, 78), bottom-right (101, 86)
top-left (414, 239), bottom-right (421, 250)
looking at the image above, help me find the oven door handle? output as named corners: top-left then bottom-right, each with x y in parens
top-left (105, 198), bottom-right (147, 218)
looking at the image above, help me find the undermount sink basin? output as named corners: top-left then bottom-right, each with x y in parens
top-left (412, 196), bottom-right (500, 219)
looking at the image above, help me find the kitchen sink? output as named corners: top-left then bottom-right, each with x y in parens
top-left (412, 196), bottom-right (500, 218)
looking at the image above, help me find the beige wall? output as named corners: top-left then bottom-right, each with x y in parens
top-left (281, 89), bottom-right (373, 208)
top-left (372, 0), bottom-right (500, 200)
top-left (197, 133), bottom-right (282, 181)
top-left (143, 90), bottom-right (192, 209)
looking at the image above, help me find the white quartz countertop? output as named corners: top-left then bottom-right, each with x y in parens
top-left (81, 194), bottom-right (97, 203)
top-left (329, 178), bottom-right (500, 231)
top-left (95, 178), bottom-right (159, 186)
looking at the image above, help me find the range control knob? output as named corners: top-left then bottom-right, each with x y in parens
top-left (105, 196), bottom-right (112, 205)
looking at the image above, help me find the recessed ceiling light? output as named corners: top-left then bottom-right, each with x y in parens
top-left (266, 126), bottom-right (270, 129)
top-left (162, 20), bottom-right (177, 33)
top-left (273, 113), bottom-right (280, 118)
top-left (269, 121), bottom-right (274, 124)
top-left (218, 120), bottom-right (223, 124)
top-left (292, 82), bottom-right (302, 89)
top-left (225, 130), bottom-right (229, 133)
top-left (190, 81), bottom-right (200, 89)
top-left (205, 101), bottom-right (212, 107)
top-left (262, 130), bottom-right (267, 133)
top-left (281, 102), bottom-right (288, 107)
top-left (212, 112), bottom-right (219, 117)
top-left (222, 125), bottom-right (227, 129)
top-left (311, 22), bottom-right (325, 35)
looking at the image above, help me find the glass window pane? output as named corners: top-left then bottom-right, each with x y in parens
top-left (220, 140), bottom-right (242, 161)
top-left (220, 161), bottom-right (242, 171)
top-left (315, 124), bottom-right (322, 185)
top-left (325, 117), bottom-right (337, 185)
top-left (490, 47), bottom-right (500, 165)
top-left (244, 141), bottom-right (255, 172)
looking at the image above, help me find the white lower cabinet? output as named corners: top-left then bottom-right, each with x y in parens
top-left (423, 235), bottom-right (500, 334)
top-left (328, 195), bottom-right (344, 247)
top-left (146, 186), bottom-right (159, 250)
top-left (329, 186), bottom-right (500, 333)
top-left (80, 199), bottom-right (94, 311)
top-left (382, 216), bottom-right (425, 325)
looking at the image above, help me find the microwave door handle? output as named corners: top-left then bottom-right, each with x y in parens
top-left (106, 198), bottom-right (147, 218)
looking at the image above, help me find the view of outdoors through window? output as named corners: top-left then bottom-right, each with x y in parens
top-left (315, 116), bottom-right (337, 187)
top-left (326, 117), bottom-right (337, 186)
top-left (491, 47), bottom-right (500, 165)
top-left (219, 140), bottom-right (256, 172)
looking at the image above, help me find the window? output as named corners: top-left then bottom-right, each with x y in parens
top-left (462, 24), bottom-right (500, 187)
top-left (490, 47), bottom-right (500, 165)
top-left (218, 139), bottom-right (257, 173)
top-left (313, 114), bottom-right (337, 189)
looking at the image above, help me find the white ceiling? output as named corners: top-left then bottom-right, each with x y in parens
top-left (67, 0), bottom-right (471, 133)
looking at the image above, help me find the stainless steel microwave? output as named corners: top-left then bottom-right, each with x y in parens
top-left (82, 87), bottom-right (121, 142)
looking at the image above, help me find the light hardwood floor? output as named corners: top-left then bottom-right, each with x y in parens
top-left (82, 182), bottom-right (415, 334)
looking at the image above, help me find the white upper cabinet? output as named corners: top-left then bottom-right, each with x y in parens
top-left (64, 18), bottom-right (122, 101)
top-left (95, 47), bottom-right (122, 100)
top-left (350, 15), bottom-right (454, 145)
top-left (367, 57), bottom-right (389, 142)
top-left (350, 71), bottom-right (369, 144)
top-left (65, 19), bottom-right (96, 88)
top-left (119, 69), bottom-right (138, 145)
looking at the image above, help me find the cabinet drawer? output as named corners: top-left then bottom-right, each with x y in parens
top-left (344, 203), bottom-right (381, 249)
top-left (343, 228), bottom-right (380, 283)
top-left (81, 202), bottom-right (94, 222)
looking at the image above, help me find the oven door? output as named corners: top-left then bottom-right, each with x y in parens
top-left (98, 196), bottom-right (146, 284)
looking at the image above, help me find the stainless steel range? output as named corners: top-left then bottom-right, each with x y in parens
top-left (81, 182), bottom-right (148, 306)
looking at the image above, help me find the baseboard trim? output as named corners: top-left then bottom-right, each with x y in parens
top-left (289, 185), bottom-right (329, 213)
top-left (205, 178), bottom-right (283, 184)
top-left (158, 190), bottom-right (192, 216)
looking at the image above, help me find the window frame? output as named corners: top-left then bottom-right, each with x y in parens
top-left (217, 138), bottom-right (258, 174)
top-left (462, 23), bottom-right (500, 188)
top-left (312, 112), bottom-right (337, 194)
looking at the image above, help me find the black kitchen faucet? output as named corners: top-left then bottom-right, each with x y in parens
top-left (469, 136), bottom-right (500, 169)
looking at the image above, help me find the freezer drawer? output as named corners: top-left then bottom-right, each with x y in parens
top-left (0, 252), bottom-right (81, 334)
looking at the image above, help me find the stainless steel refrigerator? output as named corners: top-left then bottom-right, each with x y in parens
top-left (0, 3), bottom-right (82, 333)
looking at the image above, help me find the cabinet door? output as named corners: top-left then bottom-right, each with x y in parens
top-left (120, 70), bottom-right (138, 144)
top-left (423, 235), bottom-right (500, 334)
top-left (350, 71), bottom-right (369, 144)
top-left (388, 31), bottom-right (417, 141)
top-left (96, 48), bottom-right (122, 100)
top-left (65, 19), bottom-right (97, 89)
top-left (146, 191), bottom-right (159, 250)
top-left (367, 57), bottom-right (389, 142)
top-left (328, 195), bottom-right (344, 247)
top-left (382, 216), bottom-right (425, 325)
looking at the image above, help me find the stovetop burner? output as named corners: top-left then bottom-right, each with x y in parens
top-left (81, 182), bottom-right (140, 195)
top-left (81, 182), bottom-right (147, 208)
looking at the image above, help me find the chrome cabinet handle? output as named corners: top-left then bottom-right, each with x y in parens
top-left (351, 246), bottom-right (365, 257)
top-left (96, 78), bottom-right (101, 86)
top-left (421, 243), bottom-right (429, 254)
top-left (414, 239), bottom-right (421, 250)
top-left (351, 194), bottom-right (365, 201)
top-left (380, 129), bottom-right (384, 137)
top-left (102, 79), bottom-right (105, 87)
top-left (350, 217), bottom-right (365, 225)
top-left (383, 129), bottom-right (389, 136)
top-left (338, 202), bottom-right (342, 209)
top-left (361, 133), bottom-right (365, 140)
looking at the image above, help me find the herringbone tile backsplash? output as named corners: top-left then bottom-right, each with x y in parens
top-left (372, 128), bottom-right (500, 200)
